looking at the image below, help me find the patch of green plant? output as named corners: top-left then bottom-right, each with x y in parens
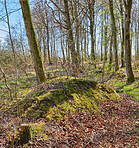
top-left (13, 78), bottom-right (120, 121)
top-left (30, 122), bottom-right (48, 140)
top-left (119, 81), bottom-right (139, 101)
top-left (107, 69), bottom-right (139, 101)
top-left (111, 80), bottom-right (125, 87)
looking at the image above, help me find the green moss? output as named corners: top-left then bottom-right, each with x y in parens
top-left (14, 78), bottom-right (120, 121)
top-left (107, 69), bottom-right (139, 101)
top-left (30, 122), bottom-right (48, 140)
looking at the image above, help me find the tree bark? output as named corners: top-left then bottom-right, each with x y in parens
top-left (123, 0), bottom-right (134, 83)
top-left (119, 0), bottom-right (125, 67)
top-left (109, 35), bottom-right (113, 70)
top-left (64, 0), bottom-right (78, 76)
top-left (100, 7), bottom-right (103, 61)
top-left (104, 11), bottom-right (108, 61)
top-left (59, 11), bottom-right (66, 64)
top-left (109, 0), bottom-right (119, 71)
top-left (83, 25), bottom-right (87, 61)
top-left (19, 0), bottom-right (46, 84)
top-left (43, 32), bottom-right (47, 64)
top-left (88, 0), bottom-right (95, 60)
top-left (74, 0), bottom-right (80, 65)
top-left (46, 12), bottom-right (51, 65)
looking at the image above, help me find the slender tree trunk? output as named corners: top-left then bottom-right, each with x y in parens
top-left (100, 8), bottom-right (103, 61)
top-left (74, 0), bottom-right (80, 64)
top-left (64, 0), bottom-right (78, 76)
top-left (59, 11), bottom-right (66, 64)
top-left (109, 0), bottom-right (119, 71)
top-left (104, 11), bottom-right (108, 61)
top-left (5, 0), bottom-right (17, 97)
top-left (67, 36), bottom-right (70, 67)
top-left (109, 35), bottom-right (113, 70)
top-left (61, 35), bottom-right (66, 64)
top-left (137, 22), bottom-right (139, 60)
top-left (19, 0), bottom-right (46, 84)
top-left (80, 28), bottom-right (83, 67)
top-left (119, 0), bottom-right (125, 67)
top-left (124, 0), bottom-right (134, 83)
top-left (46, 14), bottom-right (51, 65)
top-left (20, 22), bottom-right (26, 61)
top-left (83, 25), bottom-right (87, 61)
top-left (43, 32), bottom-right (47, 64)
top-left (94, 16), bottom-right (97, 56)
top-left (89, 0), bottom-right (95, 60)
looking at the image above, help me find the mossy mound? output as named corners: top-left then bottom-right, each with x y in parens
top-left (15, 78), bottom-right (120, 121)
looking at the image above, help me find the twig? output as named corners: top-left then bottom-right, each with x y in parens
top-left (10, 135), bottom-right (15, 148)
top-left (0, 66), bottom-right (12, 98)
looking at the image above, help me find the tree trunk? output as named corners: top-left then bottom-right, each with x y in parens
top-left (59, 11), bottom-right (66, 64)
top-left (43, 33), bottom-right (47, 64)
top-left (109, 0), bottom-right (119, 71)
top-left (19, 0), bottom-right (46, 84)
top-left (119, 0), bottom-right (125, 67)
top-left (74, 0), bottom-right (80, 65)
top-left (124, 0), bottom-right (134, 83)
top-left (88, 0), bottom-right (95, 60)
top-left (66, 36), bottom-right (70, 67)
top-left (5, 0), bottom-right (17, 97)
top-left (136, 22), bottom-right (139, 60)
top-left (61, 36), bottom-right (66, 64)
top-left (83, 25), bottom-right (87, 61)
top-left (100, 7), bottom-right (103, 61)
top-left (64, 0), bottom-right (78, 76)
top-left (104, 11), bottom-right (108, 61)
top-left (46, 13), bottom-right (51, 65)
top-left (109, 35), bottom-right (113, 70)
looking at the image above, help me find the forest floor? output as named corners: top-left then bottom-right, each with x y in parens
top-left (0, 66), bottom-right (139, 148)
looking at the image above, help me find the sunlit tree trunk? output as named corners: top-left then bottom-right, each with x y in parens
top-left (64, 0), bottom-right (78, 76)
top-left (19, 0), bottom-right (46, 84)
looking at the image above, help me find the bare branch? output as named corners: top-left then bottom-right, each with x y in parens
top-left (0, 66), bottom-right (12, 98)
top-left (123, 0), bottom-right (128, 10)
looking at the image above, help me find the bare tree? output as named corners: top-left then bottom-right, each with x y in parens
top-left (19, 0), bottom-right (46, 84)
top-left (64, 0), bottom-right (78, 76)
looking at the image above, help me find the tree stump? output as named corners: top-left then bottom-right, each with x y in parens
top-left (20, 124), bottom-right (31, 144)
